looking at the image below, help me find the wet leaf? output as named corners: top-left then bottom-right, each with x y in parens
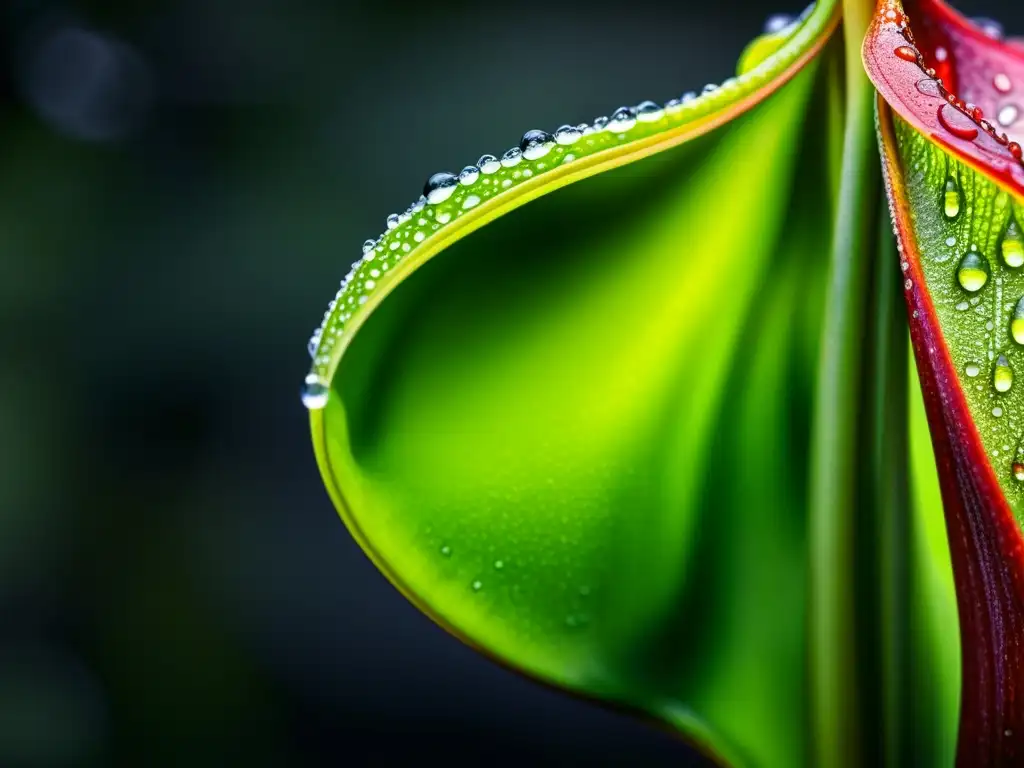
top-left (866, 0), bottom-right (1024, 760)
top-left (305, 5), bottom-right (840, 765)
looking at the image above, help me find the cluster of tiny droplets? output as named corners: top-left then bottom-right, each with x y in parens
top-left (880, 4), bottom-right (1023, 162)
top-left (300, 5), bottom-right (828, 409)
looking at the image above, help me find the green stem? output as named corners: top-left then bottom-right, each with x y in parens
top-left (870, 202), bottom-right (910, 767)
top-left (809, 1), bottom-right (881, 763)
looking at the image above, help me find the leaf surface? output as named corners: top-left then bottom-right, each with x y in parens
top-left (306, 7), bottom-right (843, 766)
top-left (865, 1), bottom-right (1024, 760)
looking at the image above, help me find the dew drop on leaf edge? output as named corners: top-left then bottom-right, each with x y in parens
top-left (302, 374), bottom-right (330, 410)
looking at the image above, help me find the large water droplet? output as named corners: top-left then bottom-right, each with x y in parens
top-left (501, 147), bottom-right (523, 167)
top-left (636, 100), bottom-right (664, 123)
top-left (607, 106), bottom-right (637, 133)
top-left (1012, 299), bottom-right (1024, 348)
top-left (1003, 216), bottom-right (1024, 268)
top-left (301, 373), bottom-right (330, 410)
top-left (386, 213), bottom-right (400, 230)
top-left (459, 165), bottom-right (480, 186)
top-left (478, 154), bottom-right (500, 174)
top-left (995, 354), bottom-right (1014, 393)
top-left (592, 116), bottom-right (609, 131)
top-left (937, 103), bottom-right (979, 141)
top-left (957, 249), bottom-right (990, 292)
top-left (944, 176), bottom-right (962, 219)
top-left (520, 129), bottom-right (554, 160)
top-left (423, 171), bottom-right (458, 204)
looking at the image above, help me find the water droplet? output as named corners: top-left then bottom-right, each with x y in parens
top-left (995, 73), bottom-right (1014, 94)
top-left (414, 230), bottom-right (425, 242)
top-left (493, 560), bottom-right (504, 570)
top-left (937, 103), bottom-right (979, 141)
top-left (462, 194), bottom-right (480, 209)
top-left (957, 249), bottom-right (990, 292)
top-left (501, 147), bottom-right (523, 167)
top-left (1015, 458), bottom-right (1024, 482)
top-left (1003, 216), bottom-right (1024, 268)
top-left (478, 154), bottom-right (500, 174)
top-left (554, 124), bottom-right (582, 145)
top-left (664, 98), bottom-right (682, 113)
top-left (423, 172), bottom-right (458, 205)
top-left (459, 165), bottom-right (480, 186)
top-left (994, 406), bottom-right (1004, 417)
top-left (362, 239), bottom-right (376, 253)
top-left (681, 91), bottom-right (697, 103)
top-left (763, 13), bottom-right (796, 34)
top-left (1012, 297), bottom-right (1024, 345)
top-left (994, 354), bottom-right (1014, 393)
top-left (440, 545), bottom-right (451, 557)
top-left (471, 579), bottom-right (483, 592)
top-left (999, 104), bottom-right (1020, 127)
top-left (916, 78), bottom-right (942, 98)
top-left (966, 362), bottom-right (981, 377)
top-left (301, 373), bottom-right (330, 410)
top-left (593, 116), bottom-right (609, 131)
top-left (944, 176), bottom-right (962, 219)
top-left (894, 45), bottom-right (918, 62)
top-left (972, 17), bottom-right (1004, 40)
top-left (520, 129), bottom-right (554, 160)
top-left (946, 236), bottom-right (958, 247)
top-left (607, 106), bottom-right (637, 133)
top-left (702, 83), bottom-right (719, 94)
top-left (436, 210), bottom-right (451, 224)
top-left (307, 330), bottom-right (321, 359)
top-left (386, 213), bottom-right (400, 230)
top-left (636, 100), bottom-right (664, 122)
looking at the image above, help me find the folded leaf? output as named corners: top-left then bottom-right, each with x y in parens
top-left (865, 1), bottom-right (1024, 761)
top-left (304, 5), bottom-right (839, 765)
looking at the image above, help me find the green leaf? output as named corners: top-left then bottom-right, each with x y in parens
top-left (306, 7), bottom-right (845, 766)
top-left (864, 0), bottom-right (1024, 759)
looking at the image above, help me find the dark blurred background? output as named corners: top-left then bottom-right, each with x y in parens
top-left (1, 1), bottom-right (1020, 766)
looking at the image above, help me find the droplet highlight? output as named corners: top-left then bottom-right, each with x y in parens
top-left (1003, 216), bottom-right (1024, 268)
top-left (937, 103), bottom-right (980, 141)
top-left (995, 354), bottom-right (1014, 393)
top-left (944, 176), bottom-right (962, 219)
top-left (1012, 297), bottom-right (1024, 345)
top-left (424, 172), bottom-right (458, 205)
top-left (301, 373), bottom-right (330, 410)
top-left (607, 106), bottom-right (637, 133)
top-left (957, 249), bottom-right (990, 292)
top-left (520, 129), bottom-right (554, 161)
top-left (554, 124), bottom-right (582, 145)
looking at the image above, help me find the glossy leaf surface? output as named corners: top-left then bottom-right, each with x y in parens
top-left (307, 6), bottom-right (839, 765)
top-left (866, 0), bottom-right (1024, 760)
